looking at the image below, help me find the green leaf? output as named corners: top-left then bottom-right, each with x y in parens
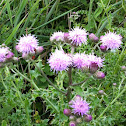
top-left (2, 120), bottom-right (7, 126)
top-left (5, 14), bottom-right (28, 45)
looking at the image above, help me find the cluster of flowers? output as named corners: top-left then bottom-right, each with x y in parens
top-left (48, 49), bottom-right (104, 75)
top-left (0, 44), bottom-right (18, 67)
top-left (63, 95), bottom-right (92, 126)
top-left (0, 34), bottom-right (44, 67)
top-left (50, 27), bottom-right (122, 50)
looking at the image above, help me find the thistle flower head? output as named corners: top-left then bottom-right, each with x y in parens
top-left (100, 31), bottom-right (122, 50)
top-left (48, 49), bottom-right (72, 72)
top-left (88, 54), bottom-right (103, 68)
top-left (16, 34), bottom-right (39, 55)
top-left (0, 44), bottom-right (14, 63)
top-left (50, 31), bottom-right (64, 42)
top-left (0, 47), bottom-right (10, 62)
top-left (72, 53), bottom-right (90, 69)
top-left (68, 27), bottom-right (88, 46)
top-left (69, 97), bottom-right (90, 116)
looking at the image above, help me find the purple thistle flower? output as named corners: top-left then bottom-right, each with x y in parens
top-left (69, 97), bottom-right (90, 117)
top-left (0, 45), bottom-right (14, 63)
top-left (88, 54), bottom-right (103, 68)
top-left (100, 31), bottom-right (122, 50)
top-left (48, 49), bottom-right (72, 72)
top-left (16, 34), bottom-right (39, 55)
top-left (50, 31), bottom-right (65, 42)
top-left (68, 27), bottom-right (88, 46)
top-left (72, 53), bottom-right (90, 69)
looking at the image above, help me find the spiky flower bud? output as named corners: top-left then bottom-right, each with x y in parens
top-left (22, 53), bottom-right (29, 59)
top-left (63, 109), bottom-right (71, 116)
top-left (98, 90), bottom-right (105, 95)
top-left (69, 115), bottom-right (76, 121)
top-left (84, 115), bottom-right (92, 122)
top-left (100, 45), bottom-right (107, 52)
top-left (113, 83), bottom-right (117, 86)
top-left (74, 95), bottom-right (82, 101)
top-left (36, 46), bottom-right (44, 54)
top-left (95, 71), bottom-right (105, 79)
top-left (121, 66), bottom-right (126, 71)
top-left (89, 62), bottom-right (98, 73)
top-left (69, 121), bottom-right (76, 126)
top-left (89, 33), bottom-right (99, 42)
top-left (76, 117), bottom-right (82, 124)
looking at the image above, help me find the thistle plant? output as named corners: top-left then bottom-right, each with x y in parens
top-left (0, 26), bottom-right (125, 126)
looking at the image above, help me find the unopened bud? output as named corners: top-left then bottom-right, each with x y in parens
top-left (36, 46), bottom-right (44, 54)
top-left (72, 12), bottom-right (76, 15)
top-left (15, 45), bottom-right (19, 50)
top-left (74, 95), bottom-right (82, 101)
top-left (22, 53), bottom-right (29, 59)
top-left (89, 62), bottom-right (98, 73)
top-left (64, 33), bottom-right (71, 43)
top-left (95, 71), bottom-right (105, 79)
top-left (69, 121), bottom-right (76, 126)
top-left (76, 117), bottom-right (82, 124)
top-left (100, 45), bottom-right (107, 52)
top-left (121, 66), bottom-right (126, 71)
top-left (89, 33), bottom-right (99, 42)
top-left (6, 51), bottom-right (14, 59)
top-left (98, 90), bottom-right (105, 95)
top-left (12, 57), bottom-right (19, 62)
top-left (82, 65), bottom-right (89, 72)
top-left (69, 115), bottom-right (76, 121)
top-left (63, 109), bottom-right (71, 116)
top-left (84, 115), bottom-right (92, 122)
top-left (113, 83), bottom-right (117, 86)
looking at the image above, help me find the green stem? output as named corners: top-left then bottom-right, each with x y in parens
top-left (11, 81), bottom-right (31, 126)
top-left (30, 59), bottom-right (66, 94)
top-left (11, 81), bottom-right (23, 103)
top-left (66, 46), bottom-right (74, 101)
top-left (88, 0), bottom-right (94, 30)
top-left (100, 0), bottom-right (111, 29)
top-left (1, 75), bottom-right (8, 90)
top-left (71, 76), bottom-right (91, 86)
top-left (12, 68), bottom-right (40, 91)
top-left (96, 84), bottom-right (126, 120)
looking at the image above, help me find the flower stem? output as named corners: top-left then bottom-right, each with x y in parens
top-left (71, 75), bottom-right (91, 86)
top-left (0, 75), bottom-right (8, 90)
top-left (66, 46), bottom-right (74, 101)
top-left (30, 59), bottom-right (66, 94)
top-left (96, 84), bottom-right (126, 120)
top-left (12, 68), bottom-right (40, 91)
top-left (11, 81), bottom-right (31, 126)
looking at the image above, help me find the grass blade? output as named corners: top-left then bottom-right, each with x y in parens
top-left (45, 0), bottom-right (60, 22)
top-left (29, 4), bottom-right (82, 32)
top-left (19, 0), bottom-right (40, 36)
top-left (6, 0), bottom-right (13, 26)
top-left (14, 0), bottom-right (28, 27)
top-left (5, 14), bottom-right (28, 45)
top-left (96, 7), bottom-right (122, 36)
